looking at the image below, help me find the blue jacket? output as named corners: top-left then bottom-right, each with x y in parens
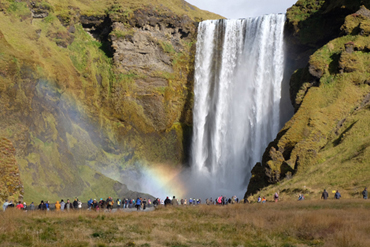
top-left (335, 192), bottom-right (341, 199)
top-left (136, 198), bottom-right (141, 205)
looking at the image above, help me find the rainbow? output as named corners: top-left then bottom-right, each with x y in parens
top-left (137, 164), bottom-right (188, 200)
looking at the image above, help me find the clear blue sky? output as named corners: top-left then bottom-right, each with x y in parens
top-left (186, 0), bottom-right (298, 19)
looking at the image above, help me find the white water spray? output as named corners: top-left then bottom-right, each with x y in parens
top-left (190, 14), bottom-right (286, 198)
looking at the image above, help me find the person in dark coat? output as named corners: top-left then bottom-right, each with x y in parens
top-left (321, 189), bottom-right (329, 200)
top-left (362, 187), bottom-right (368, 199)
top-left (164, 197), bottom-right (171, 206)
top-left (38, 201), bottom-right (47, 210)
top-left (334, 190), bottom-right (341, 199)
top-left (142, 198), bottom-right (147, 210)
top-left (73, 198), bottom-right (78, 209)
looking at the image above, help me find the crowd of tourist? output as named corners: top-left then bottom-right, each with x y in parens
top-left (2, 187), bottom-right (368, 212)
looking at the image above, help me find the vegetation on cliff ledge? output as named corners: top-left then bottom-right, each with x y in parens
top-left (0, 0), bottom-right (221, 202)
top-left (247, 2), bottom-right (370, 201)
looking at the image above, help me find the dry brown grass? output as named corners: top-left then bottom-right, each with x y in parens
top-left (1, 200), bottom-right (370, 246)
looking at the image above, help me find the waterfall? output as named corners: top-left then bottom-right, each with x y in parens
top-left (191, 14), bottom-right (286, 198)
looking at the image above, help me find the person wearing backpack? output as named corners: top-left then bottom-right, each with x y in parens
top-left (136, 197), bottom-right (142, 211)
top-left (107, 197), bottom-right (113, 211)
top-left (116, 198), bottom-right (121, 210)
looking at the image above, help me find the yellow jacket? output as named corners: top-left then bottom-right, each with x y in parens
top-left (55, 201), bottom-right (61, 210)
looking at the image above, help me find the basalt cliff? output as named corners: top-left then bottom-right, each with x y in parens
top-left (247, 0), bottom-right (370, 200)
top-left (0, 0), bottom-right (221, 202)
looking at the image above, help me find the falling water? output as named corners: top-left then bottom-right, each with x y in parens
top-left (191, 14), bottom-right (286, 198)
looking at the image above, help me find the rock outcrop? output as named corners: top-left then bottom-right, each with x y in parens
top-left (0, 0), bottom-right (222, 201)
top-left (246, 0), bottom-right (370, 199)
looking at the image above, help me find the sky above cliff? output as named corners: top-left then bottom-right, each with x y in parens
top-left (186, 0), bottom-right (297, 19)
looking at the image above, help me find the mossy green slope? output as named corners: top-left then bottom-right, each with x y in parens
top-left (247, 1), bottom-right (370, 200)
top-left (0, 0), bottom-right (222, 202)
top-left (0, 137), bottom-right (23, 202)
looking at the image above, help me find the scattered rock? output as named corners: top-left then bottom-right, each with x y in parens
top-left (68, 25), bottom-right (76, 33)
top-left (345, 41), bottom-right (355, 53)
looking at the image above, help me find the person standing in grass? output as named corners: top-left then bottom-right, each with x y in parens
top-left (116, 198), bottom-right (121, 210)
top-left (92, 199), bottom-right (99, 211)
top-left (16, 201), bottom-right (24, 210)
top-left (65, 199), bottom-right (73, 211)
top-left (87, 198), bottom-right (93, 210)
top-left (73, 198), bottom-right (78, 209)
top-left (257, 196), bottom-right (261, 203)
top-left (362, 187), bottom-right (368, 199)
top-left (106, 197), bottom-right (113, 212)
top-left (60, 200), bottom-right (65, 211)
top-left (321, 189), bottom-right (329, 200)
top-left (334, 190), bottom-right (341, 199)
top-left (55, 201), bottom-right (61, 211)
top-left (262, 197), bottom-right (266, 203)
top-left (274, 192), bottom-right (279, 202)
top-left (38, 201), bottom-right (46, 210)
top-left (164, 197), bottom-right (171, 206)
top-left (172, 196), bottom-right (178, 206)
top-left (136, 197), bottom-right (142, 211)
top-left (30, 202), bottom-right (35, 211)
top-left (142, 198), bottom-right (147, 210)
top-left (2, 199), bottom-right (9, 211)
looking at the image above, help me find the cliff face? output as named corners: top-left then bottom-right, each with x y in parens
top-left (247, 0), bottom-right (370, 199)
top-left (0, 0), bottom-right (222, 202)
top-left (0, 138), bottom-right (23, 203)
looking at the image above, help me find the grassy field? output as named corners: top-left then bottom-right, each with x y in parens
top-left (1, 200), bottom-right (370, 247)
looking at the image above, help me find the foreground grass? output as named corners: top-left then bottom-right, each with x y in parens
top-left (1, 200), bottom-right (370, 247)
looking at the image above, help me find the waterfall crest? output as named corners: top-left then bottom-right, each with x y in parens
top-left (191, 14), bottom-right (286, 197)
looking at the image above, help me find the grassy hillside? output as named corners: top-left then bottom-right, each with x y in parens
top-left (247, 2), bottom-right (370, 200)
top-left (0, 0), bottom-right (222, 203)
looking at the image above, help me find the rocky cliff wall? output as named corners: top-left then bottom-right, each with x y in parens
top-left (247, 0), bottom-right (370, 200)
top-left (0, 0), bottom-right (222, 201)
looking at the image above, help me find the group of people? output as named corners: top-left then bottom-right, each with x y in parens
top-left (256, 192), bottom-right (279, 203)
top-left (321, 187), bottom-right (368, 200)
top-left (161, 195), bottom-right (243, 206)
top-left (87, 197), bottom-right (152, 211)
top-left (2, 187), bottom-right (368, 212)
